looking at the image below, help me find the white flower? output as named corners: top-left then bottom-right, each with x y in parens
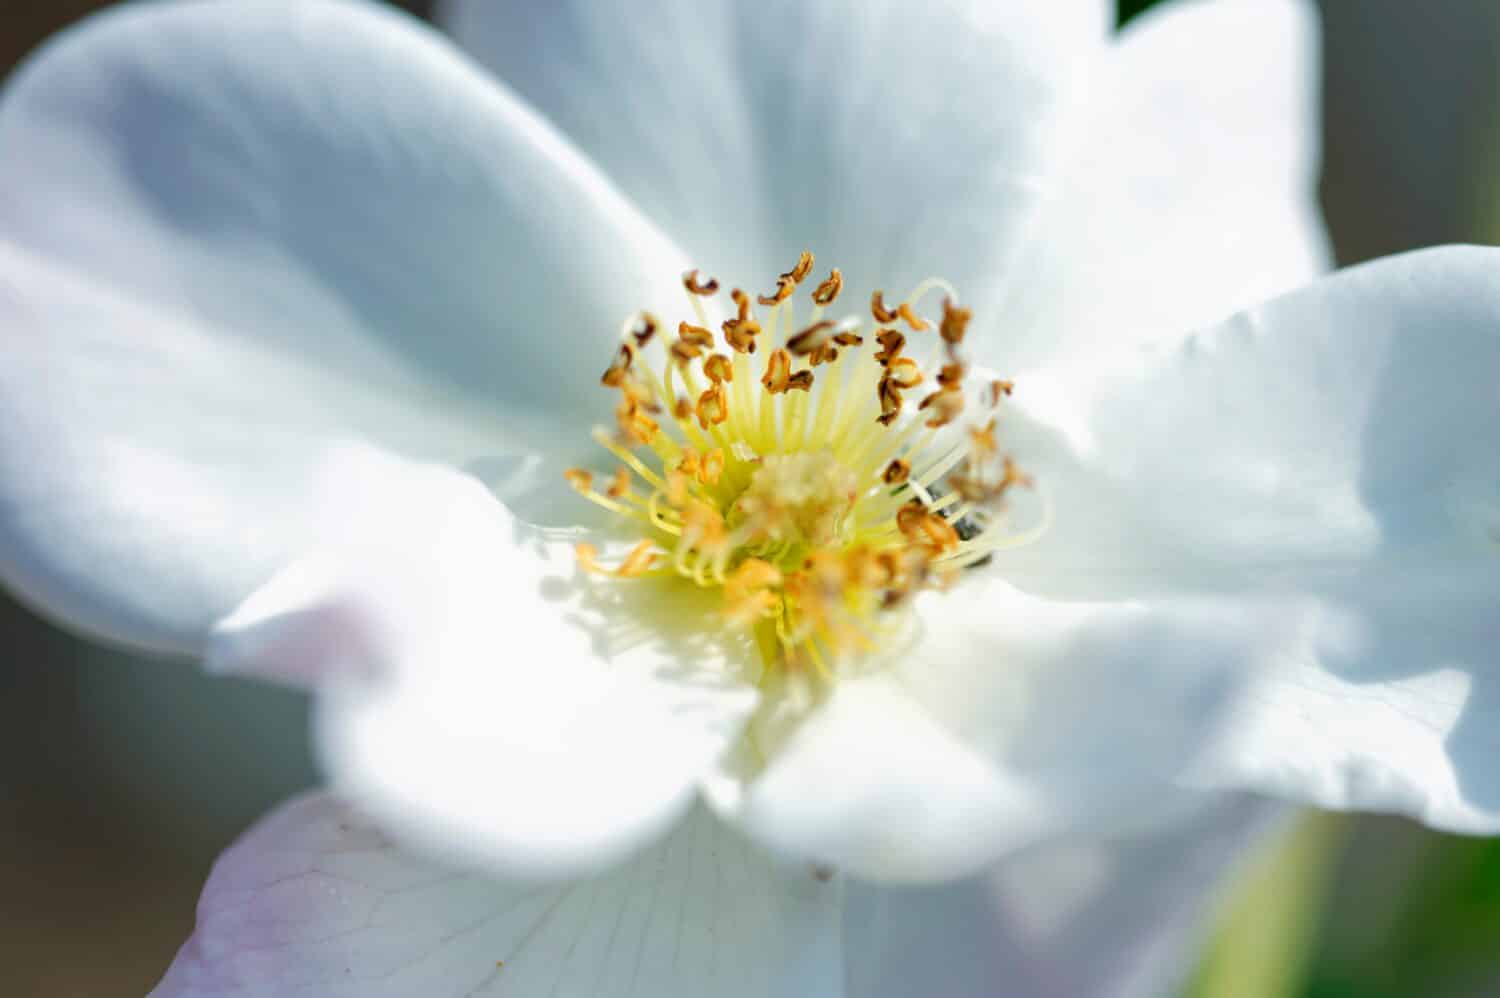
top-left (0, 1), bottom-right (1494, 996)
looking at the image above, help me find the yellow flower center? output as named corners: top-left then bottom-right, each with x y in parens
top-left (567, 251), bottom-right (1042, 687)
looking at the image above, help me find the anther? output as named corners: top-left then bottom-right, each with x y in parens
top-left (874, 328), bottom-right (905, 366)
top-left (786, 250), bottom-right (815, 284)
top-left (630, 313), bottom-right (659, 347)
top-left (761, 349), bottom-right (792, 394)
top-left (787, 320), bottom-right (836, 356)
top-left (808, 343), bottom-right (840, 367)
top-left (886, 356), bottom-right (923, 389)
top-left (833, 330), bottom-right (864, 347)
top-left (574, 542), bottom-right (602, 574)
top-left (724, 558), bottom-right (783, 626)
top-left (969, 419), bottom-right (999, 458)
top-left (700, 448), bottom-right (726, 485)
top-left (683, 270), bottom-right (720, 296)
top-left (673, 396), bottom-right (693, 421)
top-left (616, 397), bottom-right (659, 443)
top-left (601, 343), bottom-right (634, 387)
top-left (883, 459), bottom-right (911, 485)
top-left (723, 317), bottom-right (762, 353)
top-left (758, 276), bottom-right (796, 307)
top-left (704, 353), bottom-right (734, 384)
top-left (938, 362), bottom-right (966, 390)
top-left (877, 376), bottom-right (904, 425)
top-left (939, 299), bottom-right (970, 345)
top-left (918, 388), bottom-right (965, 428)
top-left (787, 370), bottom-right (815, 392)
top-left (812, 269), bottom-right (843, 305)
top-left (982, 380), bottom-right (1014, 408)
top-left (696, 384), bottom-right (729, 429)
top-left (896, 303), bottom-right (929, 332)
top-left (871, 290), bottom-right (898, 323)
top-left (617, 540), bottom-right (661, 578)
top-left (1001, 456), bottom-right (1034, 492)
top-left (607, 466), bottom-right (631, 499)
top-left (564, 468), bottom-right (593, 492)
top-left (678, 322), bottom-right (715, 349)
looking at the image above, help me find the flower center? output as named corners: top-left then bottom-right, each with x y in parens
top-left (567, 251), bottom-right (1042, 685)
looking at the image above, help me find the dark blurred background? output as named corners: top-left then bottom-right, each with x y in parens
top-left (2, 2), bottom-right (1499, 996)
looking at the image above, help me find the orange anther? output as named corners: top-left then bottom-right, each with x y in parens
top-left (761, 348), bottom-right (792, 394)
top-left (788, 250), bottom-right (815, 283)
top-left (886, 356), bottom-right (923, 389)
top-left (969, 419), bottom-right (998, 458)
top-left (938, 361), bottom-right (966, 390)
top-left (882, 459), bottom-right (911, 485)
top-left (683, 269), bottom-right (720, 295)
top-left (703, 353), bottom-right (734, 384)
top-left (700, 448), bottom-right (726, 485)
top-left (616, 540), bottom-right (661, 578)
top-left (787, 320), bottom-right (835, 356)
top-left (631, 312), bottom-right (659, 347)
top-left (982, 379), bottom-right (1014, 408)
top-left (601, 343), bottom-right (634, 387)
top-left (696, 383), bottom-right (729, 429)
top-left (786, 370), bottom-right (815, 392)
top-left (918, 388), bottom-right (964, 428)
top-left (874, 328), bottom-right (905, 366)
top-left (812, 268), bottom-right (843, 305)
top-left (896, 302), bottom-right (929, 332)
top-left (871, 290), bottom-right (898, 323)
top-left (939, 299), bottom-right (971, 345)
top-left (758, 275), bottom-right (795, 307)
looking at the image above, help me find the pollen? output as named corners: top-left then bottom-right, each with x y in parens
top-left (567, 252), bottom-right (1046, 692)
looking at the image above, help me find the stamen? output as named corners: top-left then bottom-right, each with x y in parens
top-left (567, 256), bottom-right (1043, 697)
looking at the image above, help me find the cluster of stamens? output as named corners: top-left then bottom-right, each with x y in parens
top-left (567, 252), bottom-right (1041, 686)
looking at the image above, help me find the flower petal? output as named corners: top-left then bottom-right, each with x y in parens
top-left (842, 793), bottom-right (1288, 998)
top-left (440, 0), bottom-right (1109, 307)
top-left (994, 0), bottom-right (1330, 368)
top-left (706, 578), bottom-right (1295, 883)
top-left (153, 794), bottom-right (843, 998)
top-left (1007, 245), bottom-right (1500, 832)
top-left (0, 0), bottom-right (687, 652)
top-left (209, 446), bottom-right (757, 879)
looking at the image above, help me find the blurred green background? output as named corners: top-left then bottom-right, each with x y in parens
top-left (2, 2), bottom-right (1499, 995)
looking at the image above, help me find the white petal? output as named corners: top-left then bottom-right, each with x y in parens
top-left (995, 0), bottom-right (1330, 368)
top-left (0, 0), bottom-right (687, 652)
top-left (1007, 246), bottom-right (1500, 832)
top-left (706, 577), bottom-right (1298, 883)
top-left (843, 793), bottom-right (1288, 998)
top-left (209, 447), bottom-right (758, 879)
top-left (440, 0), bottom-right (1109, 308)
top-left (153, 794), bottom-right (844, 998)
